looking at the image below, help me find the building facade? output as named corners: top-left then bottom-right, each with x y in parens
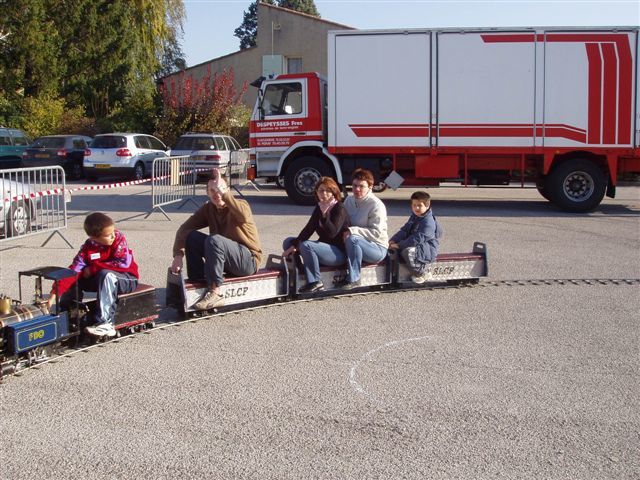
top-left (161, 2), bottom-right (353, 110)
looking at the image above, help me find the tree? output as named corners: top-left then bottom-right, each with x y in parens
top-left (234, 0), bottom-right (319, 50)
top-left (0, 0), bottom-right (186, 134)
top-left (0, 0), bottom-right (63, 99)
top-left (234, 1), bottom-right (275, 50)
top-left (278, 0), bottom-right (319, 16)
top-left (156, 67), bottom-right (248, 146)
top-left (157, 31), bottom-right (187, 79)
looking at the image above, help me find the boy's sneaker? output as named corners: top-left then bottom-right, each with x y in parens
top-left (411, 273), bottom-right (428, 285)
top-left (85, 323), bottom-right (117, 338)
top-left (194, 290), bottom-right (225, 310)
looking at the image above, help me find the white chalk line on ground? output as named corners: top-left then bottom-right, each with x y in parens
top-left (348, 335), bottom-right (432, 407)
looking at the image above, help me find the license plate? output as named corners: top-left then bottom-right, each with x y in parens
top-left (34, 153), bottom-right (49, 158)
top-left (95, 164), bottom-right (111, 169)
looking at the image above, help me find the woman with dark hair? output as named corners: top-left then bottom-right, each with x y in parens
top-left (282, 177), bottom-right (351, 292)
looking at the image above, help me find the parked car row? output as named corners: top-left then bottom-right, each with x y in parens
top-left (1, 127), bottom-right (246, 182)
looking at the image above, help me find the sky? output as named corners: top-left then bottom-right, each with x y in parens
top-left (181, 0), bottom-right (639, 67)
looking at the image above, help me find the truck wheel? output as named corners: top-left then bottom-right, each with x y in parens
top-left (547, 159), bottom-right (606, 212)
top-left (535, 179), bottom-right (553, 202)
top-left (7, 200), bottom-right (31, 237)
top-left (284, 156), bottom-right (331, 205)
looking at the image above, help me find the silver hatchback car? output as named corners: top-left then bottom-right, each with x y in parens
top-left (84, 133), bottom-right (169, 181)
top-left (171, 132), bottom-right (243, 178)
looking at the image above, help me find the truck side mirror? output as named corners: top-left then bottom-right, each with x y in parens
top-left (257, 87), bottom-right (266, 120)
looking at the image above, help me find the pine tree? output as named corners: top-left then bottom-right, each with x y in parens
top-left (234, 0), bottom-right (319, 50)
top-left (234, 1), bottom-right (275, 50)
top-left (278, 0), bottom-right (320, 16)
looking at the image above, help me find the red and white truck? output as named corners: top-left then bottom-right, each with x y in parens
top-left (249, 27), bottom-right (640, 211)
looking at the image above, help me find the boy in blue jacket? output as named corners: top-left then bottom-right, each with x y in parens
top-left (388, 191), bottom-right (442, 284)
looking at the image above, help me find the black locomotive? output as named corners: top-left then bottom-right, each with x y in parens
top-left (0, 267), bottom-right (157, 380)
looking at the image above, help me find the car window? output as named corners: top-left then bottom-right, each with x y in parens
top-left (224, 137), bottom-right (240, 151)
top-left (92, 136), bottom-right (127, 148)
top-left (33, 137), bottom-right (65, 148)
top-left (214, 137), bottom-right (227, 150)
top-left (0, 132), bottom-right (12, 146)
top-left (229, 137), bottom-right (242, 150)
top-left (72, 138), bottom-right (88, 149)
top-left (134, 136), bottom-right (151, 149)
top-left (173, 137), bottom-right (194, 150)
top-left (147, 136), bottom-right (166, 151)
top-left (193, 137), bottom-right (215, 150)
top-left (10, 130), bottom-right (30, 146)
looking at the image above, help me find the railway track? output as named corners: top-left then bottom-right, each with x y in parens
top-left (7, 276), bottom-right (640, 381)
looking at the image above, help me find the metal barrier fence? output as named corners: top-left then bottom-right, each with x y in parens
top-left (146, 156), bottom-right (199, 220)
top-left (0, 166), bottom-right (72, 247)
top-left (228, 149), bottom-right (259, 195)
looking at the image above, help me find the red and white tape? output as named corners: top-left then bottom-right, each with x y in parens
top-left (2, 168), bottom-right (218, 204)
top-left (67, 176), bottom-right (153, 194)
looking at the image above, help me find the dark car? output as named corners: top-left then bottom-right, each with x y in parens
top-left (0, 127), bottom-right (31, 169)
top-left (22, 135), bottom-right (92, 179)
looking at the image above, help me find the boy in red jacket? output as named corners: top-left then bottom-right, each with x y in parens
top-left (47, 212), bottom-right (139, 338)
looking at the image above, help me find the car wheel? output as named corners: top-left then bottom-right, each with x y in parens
top-left (133, 162), bottom-right (145, 180)
top-left (7, 200), bottom-right (32, 237)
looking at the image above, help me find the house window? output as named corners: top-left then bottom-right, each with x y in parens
top-left (287, 57), bottom-right (303, 74)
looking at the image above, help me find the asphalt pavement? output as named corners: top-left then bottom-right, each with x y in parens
top-left (0, 181), bottom-right (638, 479)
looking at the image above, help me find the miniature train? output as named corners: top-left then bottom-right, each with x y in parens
top-left (1, 243), bottom-right (487, 379)
top-left (167, 242), bottom-right (488, 314)
top-left (0, 267), bottom-right (157, 379)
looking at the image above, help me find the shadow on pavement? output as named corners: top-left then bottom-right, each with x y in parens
top-left (65, 186), bottom-right (640, 219)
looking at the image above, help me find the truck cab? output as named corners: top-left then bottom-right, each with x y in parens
top-left (250, 73), bottom-right (341, 204)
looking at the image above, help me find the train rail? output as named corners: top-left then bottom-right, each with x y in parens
top-left (7, 275), bottom-right (639, 381)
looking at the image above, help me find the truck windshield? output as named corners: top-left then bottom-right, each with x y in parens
top-left (262, 82), bottom-right (302, 116)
